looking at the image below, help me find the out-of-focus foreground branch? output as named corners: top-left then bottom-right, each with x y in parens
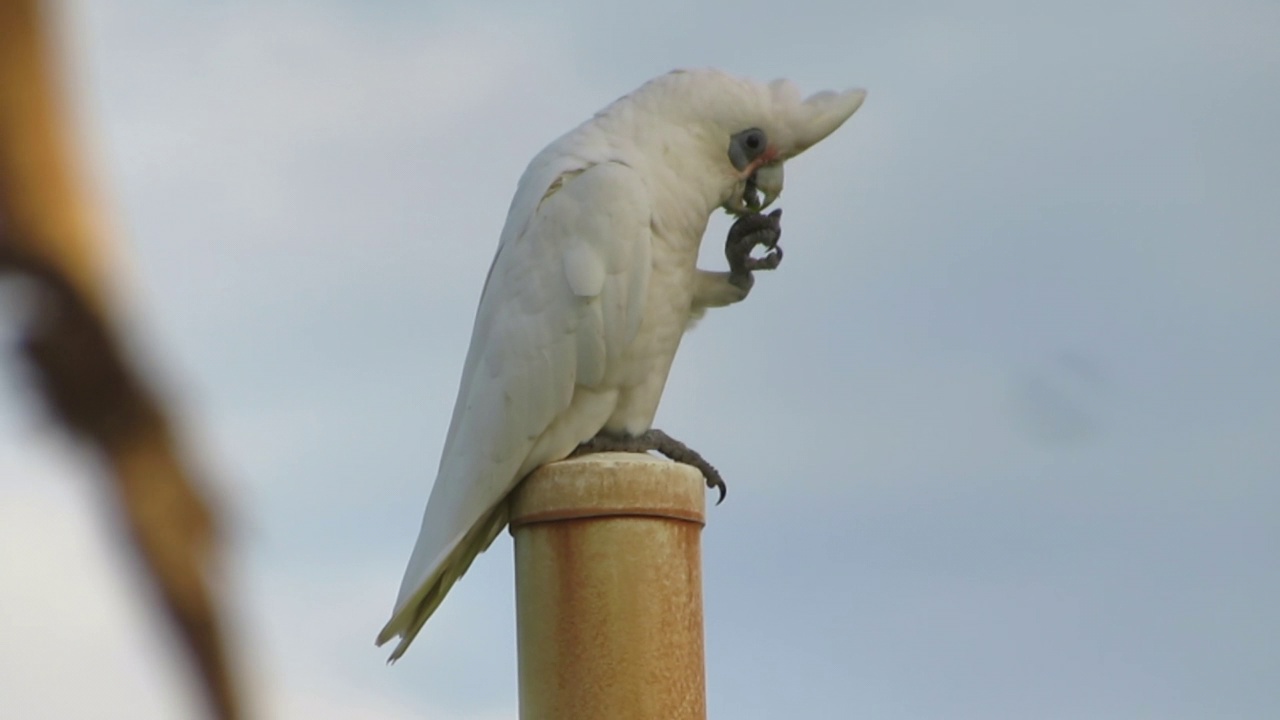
top-left (0, 3), bottom-right (242, 719)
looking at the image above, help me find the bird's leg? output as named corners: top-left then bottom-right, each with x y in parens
top-left (571, 429), bottom-right (729, 504)
top-left (726, 208), bottom-right (783, 287)
top-left (690, 208), bottom-right (785, 310)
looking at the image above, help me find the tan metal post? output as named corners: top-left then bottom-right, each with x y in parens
top-left (509, 452), bottom-right (708, 720)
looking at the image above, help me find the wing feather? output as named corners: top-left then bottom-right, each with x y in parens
top-left (378, 160), bottom-right (652, 658)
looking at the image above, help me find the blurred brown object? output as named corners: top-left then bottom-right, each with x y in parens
top-left (0, 3), bottom-right (243, 719)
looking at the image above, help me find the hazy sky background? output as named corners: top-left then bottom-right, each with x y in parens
top-left (2, 1), bottom-right (1278, 718)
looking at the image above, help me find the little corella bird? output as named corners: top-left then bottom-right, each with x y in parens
top-left (379, 68), bottom-right (865, 660)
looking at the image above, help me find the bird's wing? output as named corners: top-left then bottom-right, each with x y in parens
top-left (378, 159), bottom-right (652, 658)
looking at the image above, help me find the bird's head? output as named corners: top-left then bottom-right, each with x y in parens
top-left (722, 79), bottom-right (866, 214)
top-left (637, 70), bottom-right (865, 215)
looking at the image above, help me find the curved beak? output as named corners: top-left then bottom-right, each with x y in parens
top-left (751, 163), bottom-right (784, 209)
top-left (727, 152), bottom-right (786, 215)
top-left (727, 163), bottom-right (783, 215)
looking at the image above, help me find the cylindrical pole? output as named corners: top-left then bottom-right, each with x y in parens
top-left (509, 452), bottom-right (707, 720)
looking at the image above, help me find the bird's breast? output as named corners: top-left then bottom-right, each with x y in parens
top-left (601, 227), bottom-right (702, 433)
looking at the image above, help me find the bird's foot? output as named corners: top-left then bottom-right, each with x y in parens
top-left (726, 208), bottom-right (783, 287)
top-left (570, 428), bottom-right (728, 504)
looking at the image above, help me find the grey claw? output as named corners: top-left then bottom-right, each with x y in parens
top-left (743, 246), bottom-right (782, 272)
top-left (726, 209), bottom-right (784, 275)
top-left (572, 429), bottom-right (730, 505)
top-left (708, 473), bottom-right (727, 505)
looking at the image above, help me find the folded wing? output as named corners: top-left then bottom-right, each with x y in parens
top-left (378, 160), bottom-right (652, 659)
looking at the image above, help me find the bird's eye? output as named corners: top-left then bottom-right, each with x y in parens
top-left (728, 127), bottom-right (768, 171)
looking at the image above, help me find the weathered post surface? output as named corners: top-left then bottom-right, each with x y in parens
top-left (509, 452), bottom-right (707, 720)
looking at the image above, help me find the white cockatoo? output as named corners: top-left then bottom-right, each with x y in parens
top-left (379, 68), bottom-right (865, 660)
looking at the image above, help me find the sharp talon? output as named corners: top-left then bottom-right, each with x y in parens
top-left (726, 210), bottom-right (784, 275)
top-left (574, 428), bottom-right (730, 505)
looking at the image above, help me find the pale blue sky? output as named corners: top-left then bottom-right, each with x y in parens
top-left (1, 1), bottom-right (1277, 718)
